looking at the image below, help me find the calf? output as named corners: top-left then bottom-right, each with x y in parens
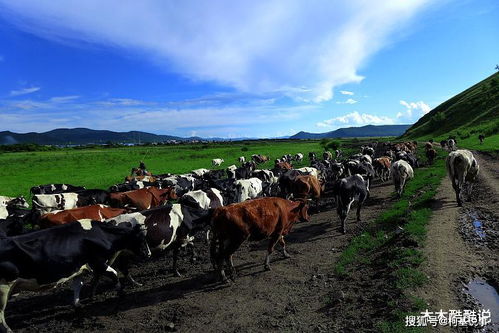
top-left (391, 160), bottom-right (414, 197)
top-left (333, 175), bottom-right (369, 234)
top-left (212, 158), bottom-right (224, 167)
top-left (0, 221), bottom-right (150, 332)
top-left (426, 148), bottom-right (437, 165)
top-left (446, 150), bottom-right (479, 206)
top-left (210, 198), bottom-right (309, 281)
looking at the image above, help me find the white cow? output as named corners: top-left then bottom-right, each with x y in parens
top-left (212, 158), bottom-right (224, 166)
top-left (446, 150), bottom-right (479, 206)
top-left (191, 168), bottom-right (210, 177)
top-left (391, 160), bottom-right (414, 197)
top-left (234, 178), bottom-right (263, 203)
top-left (238, 156), bottom-right (246, 164)
top-left (32, 193), bottom-right (79, 215)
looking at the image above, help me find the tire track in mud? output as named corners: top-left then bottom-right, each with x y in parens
top-left (9, 181), bottom-right (396, 333)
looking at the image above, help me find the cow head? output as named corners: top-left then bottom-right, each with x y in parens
top-left (291, 199), bottom-right (310, 222)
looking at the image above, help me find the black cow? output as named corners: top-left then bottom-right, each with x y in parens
top-left (30, 184), bottom-right (86, 195)
top-left (332, 175), bottom-right (369, 234)
top-left (75, 189), bottom-right (110, 206)
top-left (0, 221), bottom-right (150, 332)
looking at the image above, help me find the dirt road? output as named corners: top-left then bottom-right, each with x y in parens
top-left (9, 181), bottom-right (396, 333)
top-left (417, 151), bottom-right (499, 332)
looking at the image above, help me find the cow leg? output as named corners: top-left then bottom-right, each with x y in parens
top-left (0, 283), bottom-right (12, 333)
top-left (113, 255), bottom-right (142, 287)
top-left (264, 234), bottom-right (281, 271)
top-left (89, 262), bottom-right (121, 297)
top-left (451, 178), bottom-right (462, 206)
top-left (222, 237), bottom-right (244, 281)
top-left (172, 244), bottom-right (182, 277)
top-left (71, 275), bottom-right (83, 307)
top-left (279, 235), bottom-right (291, 258)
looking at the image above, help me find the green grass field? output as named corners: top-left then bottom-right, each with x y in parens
top-left (0, 140), bottom-right (345, 199)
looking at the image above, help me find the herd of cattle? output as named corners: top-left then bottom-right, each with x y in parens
top-left (0, 139), bottom-right (480, 332)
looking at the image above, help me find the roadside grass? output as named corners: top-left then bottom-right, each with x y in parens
top-left (333, 148), bottom-right (447, 332)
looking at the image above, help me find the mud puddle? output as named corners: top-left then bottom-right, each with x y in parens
top-left (463, 278), bottom-right (499, 331)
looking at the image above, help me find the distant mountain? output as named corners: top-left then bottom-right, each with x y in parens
top-left (0, 128), bottom-right (184, 145)
top-left (290, 124), bottom-right (411, 139)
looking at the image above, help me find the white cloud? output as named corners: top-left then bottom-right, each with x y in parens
top-left (0, 0), bottom-right (434, 102)
top-left (49, 95), bottom-right (80, 103)
top-left (9, 86), bottom-right (40, 96)
top-left (397, 100), bottom-right (431, 119)
top-left (336, 98), bottom-right (357, 104)
top-left (316, 111), bottom-right (394, 128)
top-left (340, 90), bottom-right (354, 95)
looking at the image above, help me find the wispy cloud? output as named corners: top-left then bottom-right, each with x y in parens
top-left (336, 98), bottom-right (357, 104)
top-left (49, 95), bottom-right (80, 103)
top-left (0, 0), bottom-right (434, 102)
top-left (316, 111), bottom-right (394, 128)
top-left (9, 86), bottom-right (41, 96)
top-left (340, 90), bottom-right (354, 95)
top-left (397, 100), bottom-right (431, 119)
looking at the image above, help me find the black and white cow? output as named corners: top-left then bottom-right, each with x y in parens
top-left (0, 221), bottom-right (150, 332)
top-left (332, 175), bottom-right (369, 234)
top-left (308, 152), bottom-right (317, 161)
top-left (0, 196), bottom-right (29, 220)
top-left (294, 153), bottom-right (304, 162)
top-left (106, 202), bottom-right (212, 277)
top-left (446, 150), bottom-right (479, 206)
top-left (234, 178), bottom-right (263, 203)
top-left (75, 189), bottom-right (110, 207)
top-left (32, 193), bottom-right (80, 215)
top-left (30, 184), bottom-right (86, 195)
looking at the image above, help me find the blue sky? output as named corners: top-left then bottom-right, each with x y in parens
top-left (0, 0), bottom-right (497, 138)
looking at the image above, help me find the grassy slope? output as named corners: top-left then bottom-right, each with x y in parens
top-left (0, 140), bottom-right (361, 199)
top-left (403, 72), bottom-right (499, 152)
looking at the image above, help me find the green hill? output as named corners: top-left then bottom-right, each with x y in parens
top-left (403, 72), bottom-right (499, 147)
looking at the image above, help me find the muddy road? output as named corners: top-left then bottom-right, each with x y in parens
top-left (8, 180), bottom-right (396, 332)
top-left (417, 151), bottom-right (499, 332)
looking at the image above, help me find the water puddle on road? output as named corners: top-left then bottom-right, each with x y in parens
top-left (465, 278), bottom-right (499, 331)
top-left (467, 211), bottom-right (487, 240)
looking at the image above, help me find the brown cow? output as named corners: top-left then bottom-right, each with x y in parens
top-left (373, 157), bottom-right (391, 182)
top-left (39, 205), bottom-right (126, 228)
top-left (274, 161), bottom-right (293, 170)
top-left (210, 197), bottom-right (309, 282)
top-left (110, 187), bottom-right (177, 210)
top-left (424, 142), bottom-right (433, 151)
top-left (426, 148), bottom-right (437, 165)
top-left (289, 175), bottom-right (322, 199)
